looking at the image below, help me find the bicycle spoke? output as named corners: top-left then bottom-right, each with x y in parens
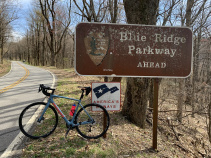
top-left (19, 102), bottom-right (58, 139)
top-left (75, 104), bottom-right (109, 139)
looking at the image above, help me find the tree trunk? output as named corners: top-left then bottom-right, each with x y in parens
top-left (26, 30), bottom-right (31, 64)
top-left (0, 24), bottom-right (4, 64)
top-left (31, 29), bottom-right (35, 65)
top-left (51, 50), bottom-right (55, 66)
top-left (209, 101), bottom-right (211, 142)
top-left (39, 0), bottom-right (71, 67)
top-left (0, 36), bottom-right (3, 64)
top-left (207, 40), bottom-right (211, 85)
top-left (109, 0), bottom-right (122, 82)
top-left (123, 78), bottom-right (150, 128)
top-left (42, 21), bottom-right (46, 66)
top-left (122, 0), bottom-right (159, 128)
top-left (177, 0), bottom-right (194, 121)
top-left (37, 24), bottom-right (40, 66)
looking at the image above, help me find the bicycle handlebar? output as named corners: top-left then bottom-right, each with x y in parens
top-left (38, 84), bottom-right (91, 98)
top-left (39, 84), bottom-right (55, 96)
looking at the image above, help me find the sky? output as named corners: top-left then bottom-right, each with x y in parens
top-left (11, 0), bottom-right (76, 41)
top-left (10, 0), bottom-right (87, 41)
top-left (11, 0), bottom-right (33, 40)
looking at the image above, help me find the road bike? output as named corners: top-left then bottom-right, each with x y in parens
top-left (19, 84), bottom-right (110, 139)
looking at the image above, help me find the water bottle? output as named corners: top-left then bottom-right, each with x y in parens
top-left (69, 104), bottom-right (76, 116)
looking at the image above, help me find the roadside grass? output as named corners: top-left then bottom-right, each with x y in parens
top-left (21, 66), bottom-right (211, 158)
top-left (0, 60), bottom-right (11, 77)
top-left (21, 67), bottom-right (158, 158)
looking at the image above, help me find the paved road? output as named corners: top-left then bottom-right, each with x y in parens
top-left (0, 61), bottom-right (54, 157)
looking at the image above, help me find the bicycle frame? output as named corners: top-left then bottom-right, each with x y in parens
top-left (38, 94), bottom-right (93, 127)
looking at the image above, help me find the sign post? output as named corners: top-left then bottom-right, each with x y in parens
top-left (103, 77), bottom-right (108, 138)
top-left (75, 22), bottom-right (193, 150)
top-left (153, 78), bottom-right (159, 150)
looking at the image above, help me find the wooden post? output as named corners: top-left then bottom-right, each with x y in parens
top-left (103, 77), bottom-right (108, 138)
top-left (153, 78), bottom-right (159, 150)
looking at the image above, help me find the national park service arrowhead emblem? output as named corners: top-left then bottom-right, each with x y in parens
top-left (84, 32), bottom-right (109, 66)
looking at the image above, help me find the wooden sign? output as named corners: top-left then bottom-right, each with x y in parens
top-left (75, 23), bottom-right (193, 78)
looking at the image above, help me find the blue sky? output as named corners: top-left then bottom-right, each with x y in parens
top-left (11, 0), bottom-right (33, 40)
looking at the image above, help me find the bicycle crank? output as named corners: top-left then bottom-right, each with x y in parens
top-left (66, 119), bottom-right (75, 129)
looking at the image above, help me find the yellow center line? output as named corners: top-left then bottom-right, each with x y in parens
top-left (0, 62), bottom-right (30, 94)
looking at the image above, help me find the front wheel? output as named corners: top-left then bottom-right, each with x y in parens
top-left (19, 102), bottom-right (58, 139)
top-left (75, 104), bottom-right (110, 139)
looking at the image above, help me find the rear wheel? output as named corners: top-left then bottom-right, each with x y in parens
top-left (19, 102), bottom-right (58, 139)
top-left (75, 104), bottom-right (110, 139)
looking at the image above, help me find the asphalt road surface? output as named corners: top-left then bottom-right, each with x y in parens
top-left (0, 61), bottom-right (54, 157)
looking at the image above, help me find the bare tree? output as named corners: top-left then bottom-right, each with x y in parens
top-left (158, 0), bottom-right (180, 26)
top-left (39, 0), bottom-right (71, 66)
top-left (174, 0), bottom-right (210, 122)
top-left (73, 0), bottom-right (107, 22)
top-left (176, 0), bottom-right (194, 122)
top-left (0, 0), bottom-right (17, 64)
top-left (108, 0), bottom-right (118, 23)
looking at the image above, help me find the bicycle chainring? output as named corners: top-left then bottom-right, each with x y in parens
top-left (66, 119), bottom-right (75, 129)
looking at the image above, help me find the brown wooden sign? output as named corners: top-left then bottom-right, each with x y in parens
top-left (75, 23), bottom-right (192, 77)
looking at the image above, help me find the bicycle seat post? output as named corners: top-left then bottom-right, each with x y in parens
top-left (79, 90), bottom-right (84, 100)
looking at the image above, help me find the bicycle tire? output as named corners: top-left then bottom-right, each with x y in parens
top-left (75, 104), bottom-right (110, 139)
top-left (19, 102), bottom-right (58, 139)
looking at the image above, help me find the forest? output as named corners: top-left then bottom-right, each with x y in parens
top-left (0, 0), bottom-right (211, 156)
